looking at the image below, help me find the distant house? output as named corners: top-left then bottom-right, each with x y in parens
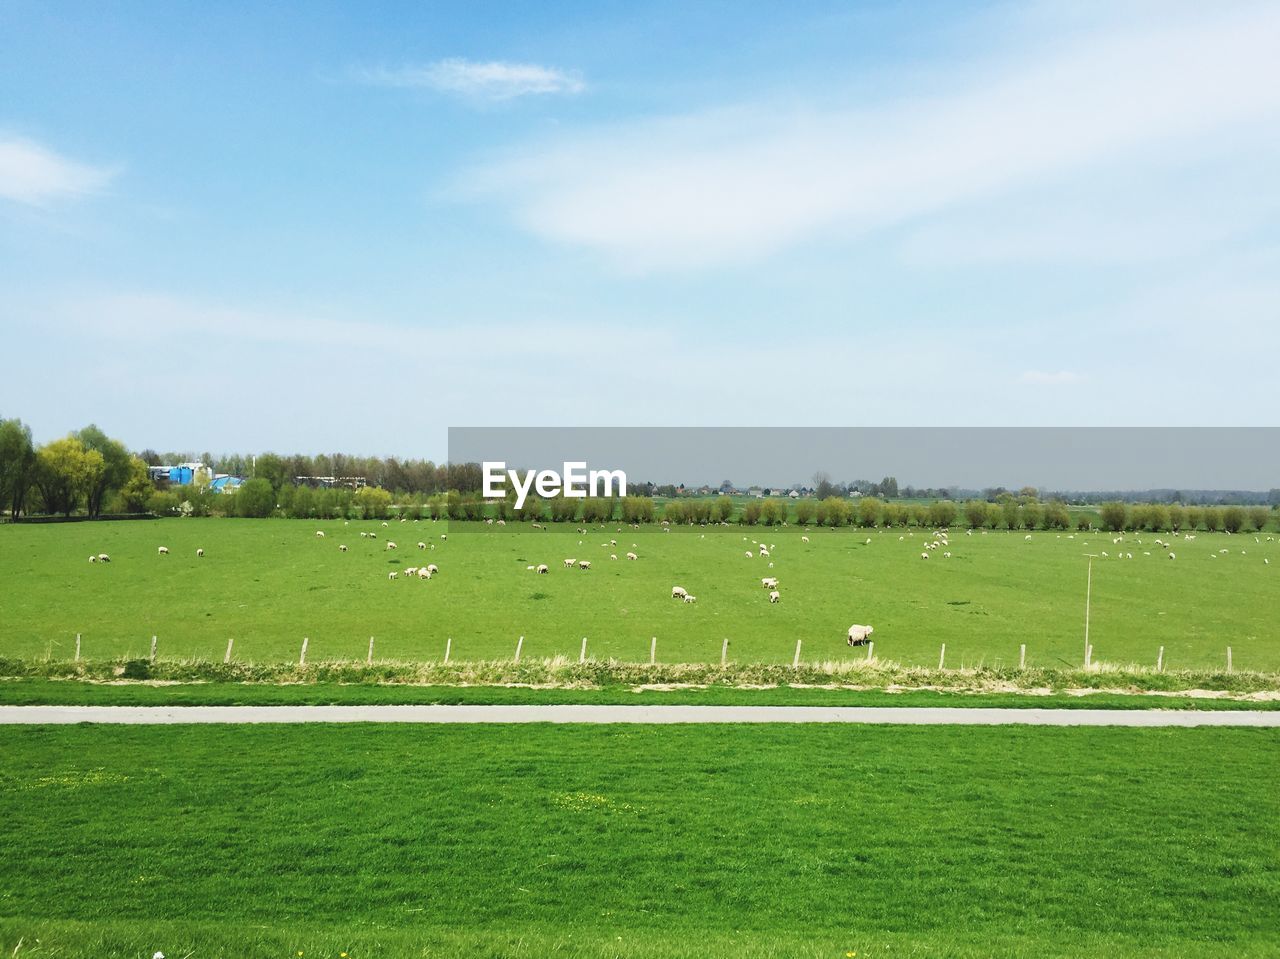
top-left (788, 489), bottom-right (800, 498)
top-left (748, 487), bottom-right (764, 498)
top-left (209, 475), bottom-right (244, 494)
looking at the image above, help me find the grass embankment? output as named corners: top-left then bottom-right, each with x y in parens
top-left (2, 724), bottom-right (1278, 958)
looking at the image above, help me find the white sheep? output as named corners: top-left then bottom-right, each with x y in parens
top-left (683, 594), bottom-right (697, 603)
top-left (759, 548), bottom-right (770, 557)
top-left (943, 551), bottom-right (952, 558)
top-left (418, 567), bottom-right (432, 579)
top-left (921, 552), bottom-right (929, 559)
top-left (196, 548), bottom-right (204, 557)
top-left (440, 534), bottom-right (447, 541)
top-left (316, 531), bottom-right (325, 538)
top-left (386, 542), bottom-right (398, 550)
top-left (360, 532), bottom-right (368, 538)
top-left (426, 564), bottom-right (438, 574)
top-left (382, 522), bottom-right (389, 527)
top-left (339, 544), bottom-right (348, 552)
top-left (388, 571), bottom-right (398, 580)
top-left (610, 554), bottom-right (618, 560)
top-left (761, 577), bottom-right (778, 588)
top-left (405, 567), bottom-right (419, 576)
top-left (536, 564), bottom-right (549, 574)
top-left (1024, 534), bottom-right (1032, 541)
top-left (626, 552), bottom-right (638, 560)
top-left (417, 542), bottom-right (427, 550)
top-left (157, 546), bottom-right (169, 555)
top-left (88, 555), bottom-right (97, 563)
top-left (802, 535), bottom-right (810, 543)
top-left (745, 551), bottom-right (753, 558)
top-left (98, 553), bottom-right (110, 562)
top-left (1168, 552), bottom-right (1176, 560)
top-left (769, 590), bottom-right (780, 603)
top-left (672, 586), bottom-right (687, 599)
top-left (578, 560), bottom-right (592, 570)
top-left (564, 558), bottom-right (577, 568)
top-left (847, 624), bottom-right (874, 646)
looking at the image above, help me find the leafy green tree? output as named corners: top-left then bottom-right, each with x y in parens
top-left (882, 502), bottom-right (908, 527)
top-left (1167, 504), bottom-right (1185, 531)
top-left (760, 498), bottom-right (783, 526)
top-left (1222, 506), bottom-right (1245, 534)
top-left (253, 453), bottom-right (290, 491)
top-left (0, 417), bottom-right (36, 519)
top-left (1042, 500), bottom-right (1070, 530)
top-left (34, 437), bottom-right (103, 516)
top-left (793, 500), bottom-right (815, 525)
top-left (118, 456), bottom-right (154, 513)
top-left (963, 500), bottom-right (989, 529)
top-left (1247, 506), bottom-right (1269, 532)
top-left (822, 496), bottom-right (851, 527)
top-left (1183, 506), bottom-right (1203, 531)
top-left (714, 496), bottom-right (735, 524)
top-left (1202, 506), bottom-right (1223, 532)
top-left (858, 496), bottom-right (883, 527)
top-left (1021, 501), bottom-right (1043, 531)
top-left (236, 478), bottom-right (275, 518)
top-left (1099, 501), bottom-right (1128, 532)
top-left (288, 484), bottom-right (315, 519)
top-left (740, 500), bottom-right (762, 525)
top-left (927, 499), bottom-right (957, 528)
top-left (74, 425), bottom-right (132, 518)
top-left (355, 486), bottom-right (393, 519)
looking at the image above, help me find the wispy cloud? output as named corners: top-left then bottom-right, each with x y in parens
top-left (357, 58), bottom-right (584, 100)
top-left (460, 4), bottom-right (1280, 271)
top-left (0, 135), bottom-right (114, 205)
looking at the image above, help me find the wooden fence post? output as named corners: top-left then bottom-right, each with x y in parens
top-left (580, 636), bottom-right (588, 663)
top-left (444, 637), bottom-right (452, 664)
top-left (1157, 646), bottom-right (1164, 672)
top-left (721, 638), bottom-right (729, 666)
top-left (367, 636), bottom-right (375, 664)
top-left (1227, 646), bottom-right (1233, 673)
top-left (75, 633), bottom-right (81, 662)
top-left (1019, 644), bottom-right (1026, 669)
top-left (150, 635), bottom-right (157, 664)
top-left (866, 641), bottom-right (874, 661)
top-left (299, 637), bottom-right (308, 666)
top-left (515, 636), bottom-right (524, 663)
top-left (793, 639), bottom-right (802, 668)
top-left (938, 643), bottom-right (946, 670)
top-left (224, 637), bottom-right (234, 664)
top-left (650, 636), bottom-right (657, 665)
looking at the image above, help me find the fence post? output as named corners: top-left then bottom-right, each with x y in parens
top-left (1086, 644), bottom-right (1093, 669)
top-left (75, 633), bottom-right (81, 662)
top-left (938, 643), bottom-right (946, 670)
top-left (515, 636), bottom-right (524, 663)
top-left (150, 635), bottom-right (157, 664)
top-left (1019, 644), bottom-right (1026, 669)
top-left (866, 641), bottom-right (874, 662)
top-left (580, 636), bottom-right (588, 663)
top-left (1157, 646), bottom-right (1164, 672)
top-left (444, 637), bottom-right (452, 664)
top-left (721, 638), bottom-right (729, 666)
top-left (224, 637), bottom-right (234, 664)
top-left (299, 637), bottom-right (308, 666)
top-left (793, 639), bottom-right (802, 668)
top-left (367, 636), bottom-right (375, 664)
top-left (1227, 646), bottom-right (1233, 673)
top-left (650, 636), bottom-right (657, 665)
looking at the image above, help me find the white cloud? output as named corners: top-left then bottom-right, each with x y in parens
top-left (358, 59), bottom-right (584, 100)
top-left (1018, 370), bottom-right (1084, 386)
top-left (461, 4), bottom-right (1280, 271)
top-left (0, 135), bottom-right (114, 205)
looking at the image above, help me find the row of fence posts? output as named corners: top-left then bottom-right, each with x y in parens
top-left (64, 632), bottom-right (1238, 672)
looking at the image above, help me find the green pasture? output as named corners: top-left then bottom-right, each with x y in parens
top-left (1, 724), bottom-right (1277, 958)
top-left (1, 518), bottom-right (1276, 668)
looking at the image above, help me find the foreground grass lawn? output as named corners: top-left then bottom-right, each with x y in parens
top-left (3, 519), bottom-right (1278, 669)
top-left (1, 725), bottom-right (1278, 957)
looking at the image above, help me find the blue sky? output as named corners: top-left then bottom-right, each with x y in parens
top-left (2, 1), bottom-right (1278, 458)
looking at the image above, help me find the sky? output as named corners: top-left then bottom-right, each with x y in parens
top-left (2, 0), bottom-right (1279, 460)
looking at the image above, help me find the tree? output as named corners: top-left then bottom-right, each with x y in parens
top-left (118, 456), bottom-right (155, 513)
top-left (1247, 506), bottom-right (1269, 532)
top-left (812, 471), bottom-right (835, 500)
top-left (714, 496), bottom-right (735, 523)
top-left (964, 500), bottom-right (989, 528)
top-left (858, 496), bottom-right (884, 527)
top-left (236, 478), bottom-right (275, 518)
top-left (1183, 506), bottom-right (1203, 531)
top-left (927, 499), bottom-right (957, 528)
top-left (0, 417), bottom-right (36, 520)
top-left (74, 425), bottom-right (132, 518)
top-left (793, 500), bottom-right (815, 525)
top-left (1202, 506), bottom-right (1223, 532)
top-left (880, 476), bottom-right (899, 498)
top-left (33, 436), bottom-right (103, 516)
top-left (1222, 506), bottom-right (1245, 534)
top-left (1042, 500), bottom-right (1070, 530)
top-left (1099, 501), bottom-right (1128, 532)
top-left (1167, 503), bottom-right (1185, 531)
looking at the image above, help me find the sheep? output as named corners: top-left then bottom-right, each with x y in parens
top-left (405, 567), bottom-right (419, 577)
top-left (98, 553), bottom-right (110, 563)
top-left (745, 551), bottom-right (753, 558)
top-left (497, 519), bottom-right (506, 526)
top-left (388, 571), bottom-right (398, 580)
top-left (564, 558), bottom-right (577, 568)
top-left (360, 532), bottom-right (368, 538)
top-left (578, 560), bottom-right (592, 570)
top-left (1168, 552), bottom-right (1176, 560)
top-left (864, 538), bottom-right (872, 545)
top-left (610, 554), bottom-right (618, 560)
top-left (386, 542), bottom-right (398, 551)
top-left (1265, 558), bottom-right (1271, 566)
top-left (418, 567), bottom-right (432, 579)
top-left (536, 564), bottom-right (549, 574)
top-left (316, 531), bottom-right (325, 538)
top-left (921, 552), bottom-right (929, 559)
top-left (610, 539), bottom-right (617, 546)
top-left (440, 534), bottom-right (447, 541)
top-left (683, 594), bottom-right (697, 603)
top-left (381, 522), bottom-right (389, 528)
top-left (769, 590), bottom-right (780, 603)
top-left (943, 551), bottom-right (952, 558)
top-left (417, 542), bottom-right (427, 550)
top-left (626, 552), bottom-right (638, 560)
top-left (339, 544), bottom-right (348, 552)
top-left (157, 546), bottom-right (169, 555)
top-left (847, 624), bottom-right (874, 646)
top-left (196, 548), bottom-right (204, 557)
top-left (672, 586), bottom-right (688, 599)
top-left (426, 564), bottom-right (438, 575)
top-left (1024, 534), bottom-right (1032, 541)
top-left (761, 577), bottom-right (778, 588)
top-left (89, 555), bottom-right (97, 563)
top-left (527, 565), bottom-right (535, 570)
top-left (802, 535), bottom-right (810, 543)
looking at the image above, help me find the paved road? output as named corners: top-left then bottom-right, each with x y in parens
top-left (1, 705), bottom-right (1278, 726)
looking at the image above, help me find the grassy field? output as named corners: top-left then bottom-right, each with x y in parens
top-left (0, 724), bottom-right (1275, 958)
top-left (2, 518), bottom-right (1277, 669)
